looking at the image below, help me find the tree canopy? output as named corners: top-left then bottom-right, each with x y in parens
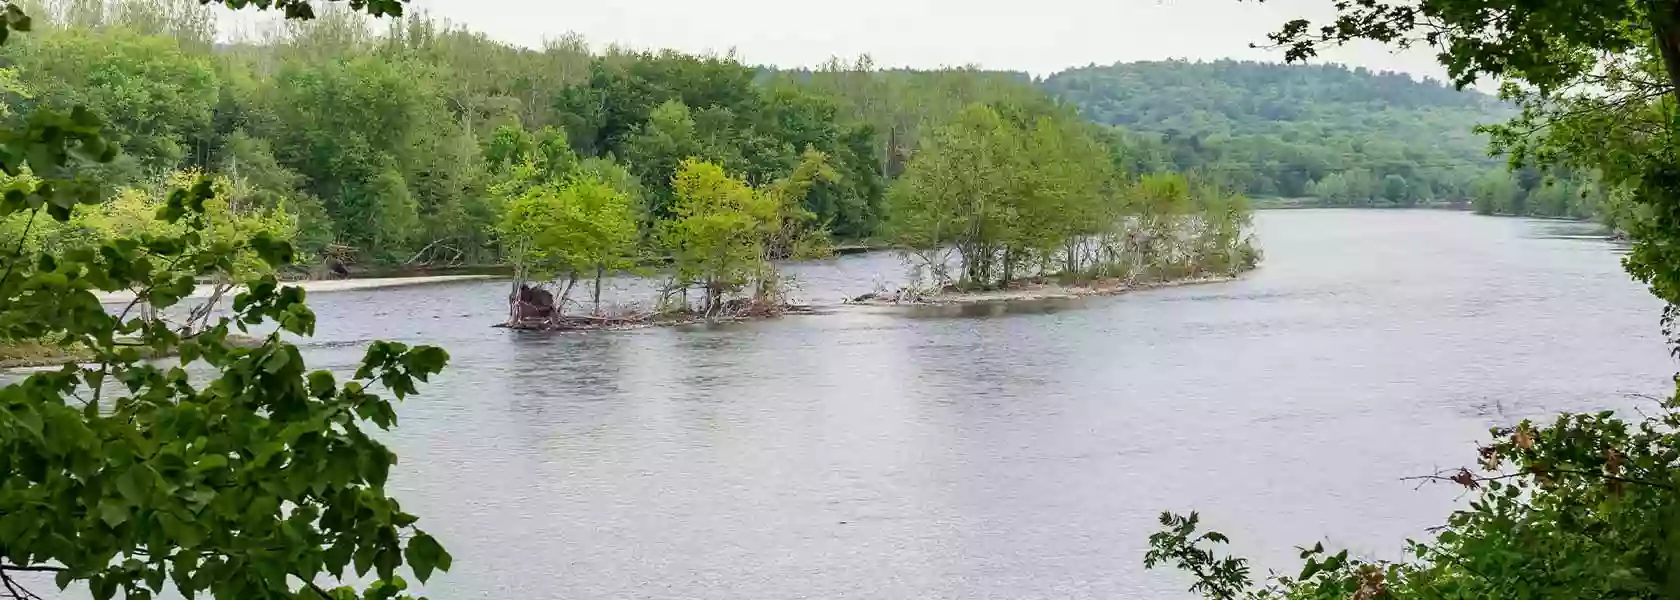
top-left (1038, 59), bottom-right (1615, 215)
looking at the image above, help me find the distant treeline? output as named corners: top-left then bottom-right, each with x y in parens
top-left (1042, 60), bottom-right (1616, 222)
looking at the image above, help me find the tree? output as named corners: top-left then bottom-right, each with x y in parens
top-left (620, 99), bottom-right (703, 220)
top-left (885, 103), bottom-right (1020, 289)
top-left (884, 100), bottom-right (1253, 291)
top-left (1470, 170), bottom-right (1518, 215)
top-left (498, 173), bottom-right (639, 319)
top-left (656, 158), bottom-right (778, 315)
top-left (1016, 112), bottom-right (1114, 278)
top-left (1382, 173), bottom-right (1409, 205)
top-left (0, 3), bottom-right (456, 600)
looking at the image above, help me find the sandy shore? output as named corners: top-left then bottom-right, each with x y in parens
top-left (846, 275), bottom-right (1238, 306)
top-left (96, 275), bottom-right (498, 304)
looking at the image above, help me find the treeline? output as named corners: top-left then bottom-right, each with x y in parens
top-left (0, 1), bottom-right (1172, 269)
top-left (1468, 165), bottom-right (1617, 220)
top-left (1038, 60), bottom-right (1613, 221)
top-left (0, 0), bottom-right (1258, 282)
top-left (889, 103), bottom-right (1255, 291)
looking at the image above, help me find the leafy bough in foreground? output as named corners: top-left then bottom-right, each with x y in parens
top-left (0, 0), bottom-right (456, 596)
top-left (1146, 403), bottom-right (1680, 599)
top-left (0, 177), bottom-right (454, 600)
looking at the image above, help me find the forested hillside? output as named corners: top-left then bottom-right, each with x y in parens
top-left (1, 1), bottom-right (1250, 275)
top-left (0, 3), bottom-right (1068, 268)
top-left (0, 1), bottom-right (1599, 278)
top-left (1040, 60), bottom-right (1611, 219)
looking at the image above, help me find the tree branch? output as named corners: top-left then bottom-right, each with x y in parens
top-left (1402, 468), bottom-right (1673, 490)
top-left (0, 565), bottom-right (48, 600)
top-left (0, 208), bottom-right (40, 296)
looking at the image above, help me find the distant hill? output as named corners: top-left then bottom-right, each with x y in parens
top-left (1039, 60), bottom-right (1513, 204)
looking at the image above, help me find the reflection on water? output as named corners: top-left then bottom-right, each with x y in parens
top-left (281, 210), bottom-right (1676, 600)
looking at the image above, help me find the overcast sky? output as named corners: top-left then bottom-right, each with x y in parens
top-left (321, 0), bottom-right (1445, 80)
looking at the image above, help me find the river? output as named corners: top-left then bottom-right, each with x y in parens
top-left (287, 209), bottom-right (1674, 599)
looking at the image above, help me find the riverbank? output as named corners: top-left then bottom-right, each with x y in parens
top-left (1252, 199), bottom-right (1468, 211)
top-left (301, 244), bottom-right (890, 282)
top-left (499, 303), bottom-right (825, 332)
top-left (96, 275), bottom-right (497, 304)
top-left (0, 334), bottom-right (264, 370)
top-left (845, 274), bottom-right (1240, 306)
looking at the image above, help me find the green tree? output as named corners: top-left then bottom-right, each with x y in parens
top-left (498, 173), bottom-right (639, 318)
top-left (1470, 170), bottom-right (1518, 215)
top-left (656, 158), bottom-right (778, 315)
top-left (885, 103), bottom-right (1019, 289)
top-left (1382, 173), bottom-right (1410, 205)
top-left (3, 25), bottom-right (218, 186)
top-left (0, 3), bottom-right (458, 600)
top-left (620, 99), bottom-right (703, 219)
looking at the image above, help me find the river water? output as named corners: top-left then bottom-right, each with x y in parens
top-left (289, 209), bottom-right (1674, 599)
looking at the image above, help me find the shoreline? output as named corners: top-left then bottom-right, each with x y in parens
top-left (96, 275), bottom-right (498, 304)
top-left (846, 275), bottom-right (1240, 306)
top-left (0, 334), bottom-right (264, 371)
top-left (498, 304), bottom-right (825, 332)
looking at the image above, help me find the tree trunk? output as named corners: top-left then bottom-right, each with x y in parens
top-left (507, 277), bottom-right (521, 325)
top-left (556, 272), bottom-right (578, 324)
top-left (1001, 247), bottom-right (1014, 288)
top-left (1655, 5), bottom-right (1680, 101)
top-left (592, 263), bottom-right (604, 315)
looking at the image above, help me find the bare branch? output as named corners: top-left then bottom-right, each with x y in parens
top-left (1402, 467), bottom-right (1673, 490)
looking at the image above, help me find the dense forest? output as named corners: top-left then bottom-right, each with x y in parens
top-left (0, 0), bottom-right (1603, 281)
top-left (0, 0), bottom-right (1254, 313)
top-left (1040, 60), bottom-right (1615, 221)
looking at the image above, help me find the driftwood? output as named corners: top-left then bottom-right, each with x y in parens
top-left (499, 297), bottom-right (811, 331)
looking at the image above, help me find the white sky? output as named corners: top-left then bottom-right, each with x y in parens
top-left (401, 0), bottom-right (1450, 79)
top-left (220, 0), bottom-right (1452, 81)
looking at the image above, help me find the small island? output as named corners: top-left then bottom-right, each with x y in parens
top-left (494, 104), bottom-right (1259, 330)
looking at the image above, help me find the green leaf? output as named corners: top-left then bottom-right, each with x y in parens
top-left (90, 574), bottom-right (114, 600)
top-left (403, 345), bottom-right (450, 376)
top-left (263, 347), bottom-right (292, 374)
top-left (353, 544), bottom-right (375, 578)
top-left (196, 454), bottom-right (227, 472)
top-left (324, 539), bottom-right (353, 579)
top-left (404, 533), bottom-right (448, 583)
top-left (308, 371), bottom-right (336, 398)
top-left (99, 500), bottom-right (129, 527)
top-left (249, 232), bottom-right (295, 267)
top-left (179, 341), bottom-right (201, 364)
top-left (145, 562), bottom-right (166, 592)
top-left (115, 469), bottom-right (145, 504)
top-left (1298, 559), bottom-right (1320, 581)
